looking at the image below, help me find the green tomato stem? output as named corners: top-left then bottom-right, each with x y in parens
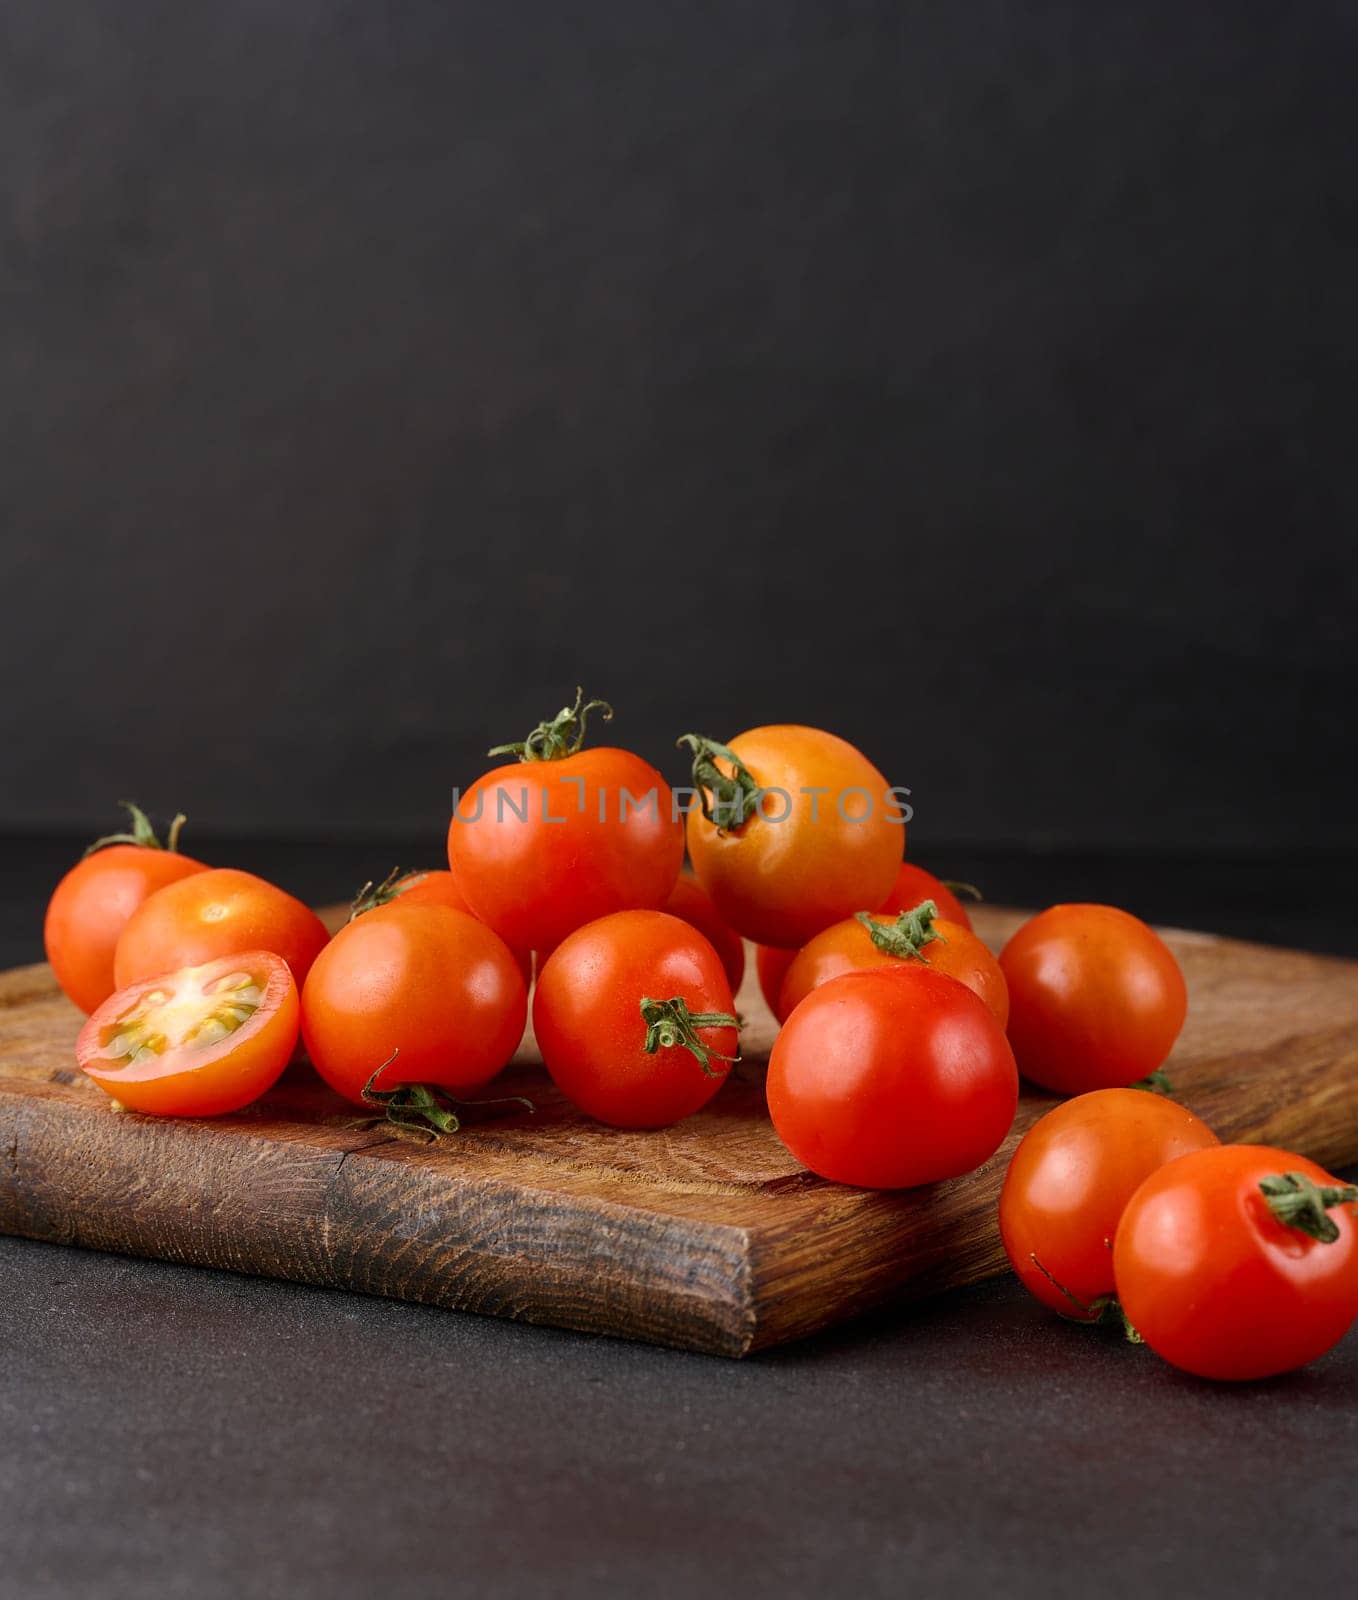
top-left (488, 687), bottom-right (613, 762)
top-left (84, 801), bottom-right (189, 857)
top-left (677, 733), bottom-right (762, 832)
top-left (855, 900), bottom-right (946, 961)
top-left (1259, 1172), bottom-right (1358, 1243)
top-left (639, 997), bottom-right (741, 1079)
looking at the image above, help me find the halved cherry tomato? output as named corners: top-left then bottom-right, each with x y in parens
top-left (880, 862), bottom-right (976, 930)
top-left (999, 1088), bottom-right (1219, 1320)
top-left (76, 951), bottom-right (298, 1116)
top-left (662, 875), bottom-right (746, 995)
top-left (533, 910), bottom-right (738, 1129)
top-left (115, 868), bottom-right (330, 991)
top-left (756, 944), bottom-right (797, 1023)
top-left (350, 868), bottom-right (532, 982)
top-left (778, 900), bottom-right (1008, 1026)
top-left (683, 725), bottom-right (904, 948)
top-left (767, 966), bottom-right (1018, 1188)
top-left (301, 903), bottom-right (526, 1110)
top-left (44, 804), bottom-right (208, 1014)
top-left (1114, 1145), bottom-right (1358, 1380)
top-left (999, 904), bottom-right (1187, 1095)
top-left (448, 691), bottom-right (684, 956)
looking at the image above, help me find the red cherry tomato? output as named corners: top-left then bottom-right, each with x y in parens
top-left (447, 691), bottom-right (683, 956)
top-left (301, 904), bottom-right (527, 1109)
top-left (756, 944), bottom-right (797, 1023)
top-left (350, 868), bottom-right (532, 982)
top-left (999, 904), bottom-right (1187, 1094)
top-left (44, 804), bottom-right (208, 1014)
top-left (767, 967), bottom-right (1018, 1188)
top-left (1114, 1145), bottom-right (1358, 1380)
top-left (662, 875), bottom-right (746, 995)
top-left (76, 951), bottom-right (298, 1116)
top-left (683, 725), bottom-right (904, 948)
top-left (880, 862), bottom-right (975, 929)
top-left (533, 910), bottom-right (738, 1129)
top-left (114, 868), bottom-right (331, 992)
top-left (779, 901), bottom-right (1008, 1026)
top-left (999, 1088), bottom-right (1219, 1320)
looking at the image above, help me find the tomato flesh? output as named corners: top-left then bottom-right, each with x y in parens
top-left (77, 952), bottom-right (299, 1116)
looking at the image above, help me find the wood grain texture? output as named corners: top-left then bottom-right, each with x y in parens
top-left (2, 907), bottom-right (1357, 1356)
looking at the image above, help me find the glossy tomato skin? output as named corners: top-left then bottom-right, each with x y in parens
top-left (778, 913), bottom-right (1008, 1027)
top-left (755, 944), bottom-right (797, 1023)
top-left (448, 748), bottom-right (684, 956)
top-left (767, 967), bottom-right (1018, 1189)
top-left (45, 845), bottom-right (209, 1014)
top-left (999, 1089), bottom-right (1219, 1319)
top-left (662, 875), bottom-right (746, 995)
top-left (881, 863), bottom-right (973, 930)
top-left (533, 910), bottom-right (737, 1130)
top-left (301, 904), bottom-right (527, 1104)
top-left (686, 726), bottom-right (903, 949)
top-left (363, 870), bottom-right (532, 982)
top-left (114, 868), bottom-right (330, 992)
top-left (999, 904), bottom-right (1187, 1095)
top-left (1114, 1145), bottom-right (1358, 1380)
top-left (76, 950), bottom-right (298, 1116)
top-left (385, 869), bottom-right (472, 914)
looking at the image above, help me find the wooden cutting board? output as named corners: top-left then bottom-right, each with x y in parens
top-left (1, 906), bottom-right (1356, 1356)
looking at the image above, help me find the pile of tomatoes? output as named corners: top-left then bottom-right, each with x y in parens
top-left (44, 692), bottom-right (1358, 1381)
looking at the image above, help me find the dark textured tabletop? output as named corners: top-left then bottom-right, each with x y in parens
top-left (3, 840), bottom-right (1355, 1599)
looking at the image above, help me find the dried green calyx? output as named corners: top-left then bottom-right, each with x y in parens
top-left (677, 734), bottom-right (763, 832)
top-left (84, 801), bottom-right (188, 857)
top-left (359, 1055), bottom-right (534, 1141)
top-left (855, 900), bottom-right (946, 961)
top-left (489, 687), bottom-right (614, 763)
top-left (1260, 1171), bottom-right (1358, 1244)
top-left (639, 997), bottom-right (741, 1079)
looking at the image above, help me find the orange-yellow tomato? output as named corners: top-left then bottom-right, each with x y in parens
top-left (779, 909), bottom-right (1009, 1026)
top-left (115, 868), bottom-right (330, 992)
top-left (685, 725), bottom-right (903, 949)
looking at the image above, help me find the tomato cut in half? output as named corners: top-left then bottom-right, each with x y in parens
top-left (76, 951), bottom-right (299, 1117)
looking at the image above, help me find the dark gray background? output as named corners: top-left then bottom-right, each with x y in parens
top-left (3, 1), bottom-right (1355, 855)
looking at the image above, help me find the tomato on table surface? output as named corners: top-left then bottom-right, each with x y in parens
top-left (301, 903), bottom-right (527, 1118)
top-left (778, 900), bottom-right (1008, 1026)
top-left (767, 966), bottom-right (1018, 1188)
top-left (999, 903), bottom-right (1187, 1094)
top-left (447, 689), bottom-right (684, 956)
top-left (1114, 1145), bottom-right (1358, 1380)
top-left (349, 867), bottom-right (532, 981)
top-left (999, 1088), bottom-right (1219, 1320)
top-left (682, 725), bottom-right (904, 949)
top-left (76, 951), bottom-right (298, 1116)
top-left (533, 910), bottom-right (739, 1130)
top-left (44, 803), bottom-right (208, 1014)
top-left (662, 874), bottom-right (746, 995)
top-left (114, 867), bottom-right (330, 991)
top-left (879, 861), bottom-right (978, 930)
